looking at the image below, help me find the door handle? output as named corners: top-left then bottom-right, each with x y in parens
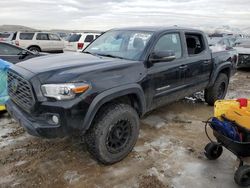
top-left (203, 60), bottom-right (211, 65)
top-left (179, 65), bottom-right (188, 69)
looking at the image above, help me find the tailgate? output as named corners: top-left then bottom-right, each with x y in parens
top-left (64, 41), bottom-right (77, 51)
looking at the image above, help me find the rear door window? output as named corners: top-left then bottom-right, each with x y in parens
top-left (68, 34), bottom-right (81, 42)
top-left (19, 33), bottom-right (35, 40)
top-left (185, 33), bottom-right (205, 55)
top-left (36, 33), bottom-right (49, 40)
top-left (48, 34), bottom-right (61, 41)
top-left (84, 35), bottom-right (94, 42)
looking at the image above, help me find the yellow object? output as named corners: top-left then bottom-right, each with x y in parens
top-left (214, 99), bottom-right (250, 130)
top-left (0, 105), bottom-right (6, 111)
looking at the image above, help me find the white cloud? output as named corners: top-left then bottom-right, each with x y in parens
top-left (0, 0), bottom-right (249, 31)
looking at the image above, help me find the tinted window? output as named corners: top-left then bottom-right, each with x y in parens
top-left (84, 35), bottom-right (94, 42)
top-left (0, 33), bottom-right (11, 38)
top-left (36, 33), bottom-right (49, 40)
top-left (68, 34), bottom-right (81, 42)
top-left (185, 33), bottom-right (205, 55)
top-left (49, 34), bottom-right (61, 41)
top-left (19, 33), bottom-right (35, 40)
top-left (0, 43), bottom-right (22, 55)
top-left (154, 33), bottom-right (182, 59)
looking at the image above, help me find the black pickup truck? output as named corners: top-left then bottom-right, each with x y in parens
top-left (6, 27), bottom-right (237, 164)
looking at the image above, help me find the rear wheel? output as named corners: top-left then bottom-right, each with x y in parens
top-left (84, 103), bottom-right (139, 165)
top-left (234, 165), bottom-right (250, 187)
top-left (204, 73), bottom-right (229, 106)
top-left (28, 46), bottom-right (41, 53)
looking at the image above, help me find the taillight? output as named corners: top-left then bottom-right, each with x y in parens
top-left (15, 40), bottom-right (19, 46)
top-left (77, 43), bottom-right (84, 49)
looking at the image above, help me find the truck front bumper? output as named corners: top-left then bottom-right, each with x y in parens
top-left (6, 100), bottom-right (78, 138)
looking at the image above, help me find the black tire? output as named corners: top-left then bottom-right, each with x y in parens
top-left (28, 46), bottom-right (41, 53)
top-left (0, 110), bottom-right (7, 116)
top-left (84, 103), bottom-right (140, 165)
top-left (234, 165), bottom-right (250, 187)
top-left (204, 142), bottom-right (223, 160)
top-left (204, 73), bottom-right (229, 106)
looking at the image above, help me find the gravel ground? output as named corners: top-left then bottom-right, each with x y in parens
top-left (0, 69), bottom-right (249, 188)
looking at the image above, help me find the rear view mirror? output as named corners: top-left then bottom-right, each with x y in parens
top-left (149, 50), bottom-right (176, 63)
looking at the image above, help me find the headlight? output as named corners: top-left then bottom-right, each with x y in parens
top-left (41, 83), bottom-right (90, 100)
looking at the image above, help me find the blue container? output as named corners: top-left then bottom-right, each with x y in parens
top-left (211, 117), bottom-right (241, 142)
top-left (0, 59), bottom-right (10, 105)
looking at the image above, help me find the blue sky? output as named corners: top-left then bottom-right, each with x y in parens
top-left (0, 0), bottom-right (249, 31)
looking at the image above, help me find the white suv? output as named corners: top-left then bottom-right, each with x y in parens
top-left (64, 33), bottom-right (101, 52)
top-left (13, 31), bottom-right (64, 53)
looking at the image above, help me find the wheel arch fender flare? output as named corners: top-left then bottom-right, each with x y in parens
top-left (82, 83), bottom-right (146, 132)
top-left (208, 62), bottom-right (232, 87)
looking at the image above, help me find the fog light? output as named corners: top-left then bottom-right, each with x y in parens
top-left (52, 115), bottom-right (59, 124)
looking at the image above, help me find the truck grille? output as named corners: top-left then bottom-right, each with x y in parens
top-left (7, 70), bottom-right (35, 111)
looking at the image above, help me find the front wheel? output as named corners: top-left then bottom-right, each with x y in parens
top-left (204, 73), bottom-right (229, 106)
top-left (204, 142), bottom-right (223, 160)
top-left (84, 103), bottom-right (140, 165)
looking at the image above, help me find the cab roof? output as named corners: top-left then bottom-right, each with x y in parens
top-left (111, 26), bottom-right (203, 33)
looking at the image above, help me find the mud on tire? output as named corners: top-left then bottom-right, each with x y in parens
top-left (204, 73), bottom-right (229, 106)
top-left (84, 103), bottom-right (140, 165)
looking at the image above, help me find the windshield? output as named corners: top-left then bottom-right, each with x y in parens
top-left (84, 30), bottom-right (153, 61)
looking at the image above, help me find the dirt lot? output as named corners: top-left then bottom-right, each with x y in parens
top-left (0, 69), bottom-right (249, 188)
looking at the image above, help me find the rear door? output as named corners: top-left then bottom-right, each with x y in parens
top-left (182, 32), bottom-right (212, 90)
top-left (147, 32), bottom-right (186, 109)
top-left (48, 33), bottom-right (63, 51)
top-left (36, 33), bottom-right (51, 51)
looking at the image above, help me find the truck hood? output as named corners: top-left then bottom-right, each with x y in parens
top-left (17, 52), bottom-right (127, 73)
top-left (15, 52), bottom-right (145, 85)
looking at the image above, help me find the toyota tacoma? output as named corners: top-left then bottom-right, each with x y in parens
top-left (6, 27), bottom-right (237, 164)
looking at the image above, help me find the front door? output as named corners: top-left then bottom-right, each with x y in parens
top-left (146, 32), bottom-right (186, 110)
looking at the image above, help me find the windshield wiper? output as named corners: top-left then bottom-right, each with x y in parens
top-left (82, 51), bottom-right (100, 57)
top-left (96, 54), bottom-right (125, 59)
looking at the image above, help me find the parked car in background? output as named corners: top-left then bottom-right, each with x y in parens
top-left (0, 32), bottom-right (15, 43)
top-left (207, 36), bottom-right (235, 51)
top-left (234, 40), bottom-right (250, 68)
top-left (0, 42), bottom-right (46, 64)
top-left (235, 38), bottom-right (250, 48)
top-left (64, 32), bottom-right (101, 52)
top-left (13, 31), bottom-right (64, 53)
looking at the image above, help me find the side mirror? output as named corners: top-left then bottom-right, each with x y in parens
top-left (19, 50), bottom-right (29, 59)
top-left (149, 50), bottom-right (176, 63)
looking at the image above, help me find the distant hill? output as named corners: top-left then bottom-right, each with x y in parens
top-left (0, 25), bottom-right (103, 33)
top-left (0, 25), bottom-right (37, 32)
